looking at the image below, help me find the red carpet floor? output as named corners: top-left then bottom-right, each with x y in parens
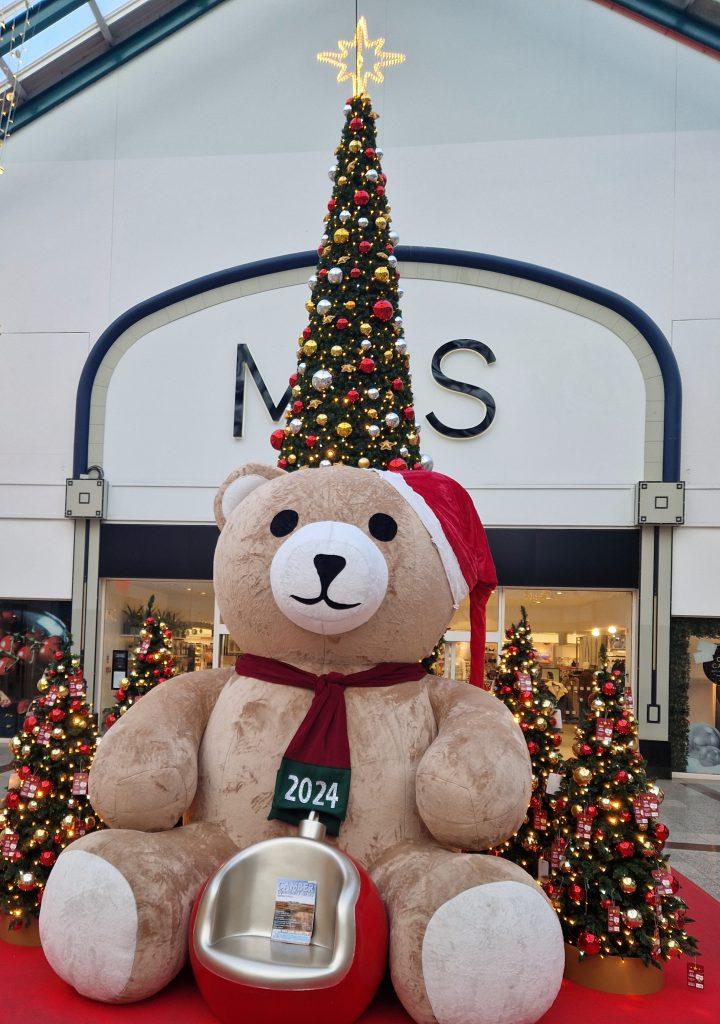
top-left (1, 873), bottom-right (715, 1024)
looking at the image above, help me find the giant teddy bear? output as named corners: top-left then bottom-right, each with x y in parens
top-left (40, 464), bottom-right (564, 1024)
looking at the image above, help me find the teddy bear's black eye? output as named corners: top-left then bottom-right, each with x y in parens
top-left (270, 510), bottom-right (299, 537)
top-left (368, 513), bottom-right (397, 542)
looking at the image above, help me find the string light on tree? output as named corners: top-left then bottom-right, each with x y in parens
top-left (273, 19), bottom-right (430, 471)
top-left (546, 647), bottom-right (698, 968)
top-left (0, 636), bottom-right (101, 934)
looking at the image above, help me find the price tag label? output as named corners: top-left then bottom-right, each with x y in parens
top-left (36, 724), bottom-right (52, 746)
top-left (517, 672), bottom-right (533, 695)
top-left (576, 813), bottom-right (592, 839)
top-left (1, 832), bottom-right (19, 858)
top-left (687, 963), bottom-right (704, 990)
top-left (44, 688), bottom-right (58, 708)
top-left (652, 869), bottom-right (674, 896)
top-left (633, 800), bottom-right (648, 826)
top-left (537, 858), bottom-right (550, 880)
top-left (640, 793), bottom-right (660, 818)
top-left (607, 904), bottom-right (621, 932)
top-left (550, 838), bottom-right (567, 870)
top-left (595, 718), bottom-right (613, 741)
top-left (69, 679), bottom-right (84, 697)
top-left (20, 774), bottom-right (40, 799)
top-left (72, 771), bottom-right (89, 796)
top-left (533, 809), bottom-right (548, 830)
top-left (623, 685), bottom-right (634, 709)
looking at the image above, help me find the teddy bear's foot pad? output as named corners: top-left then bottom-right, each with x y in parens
top-left (421, 880), bottom-right (564, 1024)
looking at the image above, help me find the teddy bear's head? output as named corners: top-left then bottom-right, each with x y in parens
top-left (213, 464), bottom-right (456, 672)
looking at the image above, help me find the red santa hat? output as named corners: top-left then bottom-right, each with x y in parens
top-left (376, 468), bottom-right (497, 687)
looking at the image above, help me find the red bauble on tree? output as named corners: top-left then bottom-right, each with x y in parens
top-left (372, 299), bottom-right (394, 322)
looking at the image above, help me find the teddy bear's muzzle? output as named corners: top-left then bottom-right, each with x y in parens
top-left (269, 520), bottom-right (389, 636)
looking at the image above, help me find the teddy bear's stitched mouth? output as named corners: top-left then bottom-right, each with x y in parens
top-left (289, 552), bottom-right (363, 611)
top-left (290, 592), bottom-right (361, 611)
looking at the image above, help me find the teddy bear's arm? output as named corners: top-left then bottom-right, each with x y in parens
top-left (89, 667), bottom-right (233, 831)
top-left (415, 678), bottom-right (532, 851)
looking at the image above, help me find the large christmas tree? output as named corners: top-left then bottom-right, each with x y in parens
top-left (104, 597), bottom-right (175, 730)
top-left (0, 637), bottom-right (100, 933)
top-left (492, 608), bottom-right (563, 872)
top-left (272, 33), bottom-right (426, 472)
top-left (546, 651), bottom-right (697, 965)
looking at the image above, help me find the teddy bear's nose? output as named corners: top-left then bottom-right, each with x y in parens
top-left (314, 553), bottom-right (347, 588)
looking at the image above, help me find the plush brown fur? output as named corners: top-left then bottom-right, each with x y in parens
top-left (41, 463), bottom-right (535, 1019)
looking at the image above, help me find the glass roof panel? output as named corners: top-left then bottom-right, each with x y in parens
top-left (94, 0), bottom-right (132, 17)
top-left (3, 4), bottom-right (95, 75)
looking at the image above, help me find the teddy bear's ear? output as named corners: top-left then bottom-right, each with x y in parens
top-left (214, 464), bottom-right (286, 530)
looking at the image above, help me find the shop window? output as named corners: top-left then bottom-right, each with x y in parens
top-left (686, 631), bottom-right (720, 775)
top-left (98, 580), bottom-right (214, 714)
top-left (0, 600), bottom-right (71, 740)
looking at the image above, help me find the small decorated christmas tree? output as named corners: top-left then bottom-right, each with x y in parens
top-left (104, 597), bottom-right (175, 730)
top-left (546, 650), bottom-right (697, 965)
top-left (492, 608), bottom-right (563, 872)
top-left (273, 21), bottom-right (429, 472)
top-left (0, 637), bottom-right (100, 934)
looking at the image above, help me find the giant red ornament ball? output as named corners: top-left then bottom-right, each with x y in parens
top-left (270, 430), bottom-right (285, 451)
top-left (353, 190), bottom-right (370, 206)
top-left (358, 357), bottom-right (376, 374)
top-left (349, 116), bottom-right (363, 132)
top-left (578, 931), bottom-right (601, 956)
top-left (372, 299), bottom-right (394, 322)
top-left (615, 840), bottom-right (635, 859)
top-left (387, 458), bottom-right (407, 472)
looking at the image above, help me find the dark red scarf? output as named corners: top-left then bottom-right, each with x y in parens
top-left (235, 653), bottom-right (425, 835)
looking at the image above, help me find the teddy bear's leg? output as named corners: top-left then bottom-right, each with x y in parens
top-left (371, 840), bottom-right (564, 1024)
top-left (40, 821), bottom-right (237, 1003)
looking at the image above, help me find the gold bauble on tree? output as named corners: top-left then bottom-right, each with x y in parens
top-left (316, 414), bottom-right (328, 426)
top-left (333, 228), bottom-right (349, 244)
top-left (336, 422), bottom-right (352, 437)
top-left (373, 266), bottom-right (390, 283)
top-left (358, 457), bottom-right (370, 468)
top-left (573, 766), bottom-right (593, 785)
top-left (303, 340), bottom-right (317, 356)
top-left (360, 322), bottom-right (372, 337)
top-left (375, 216), bottom-right (387, 229)
top-left (330, 345), bottom-right (344, 357)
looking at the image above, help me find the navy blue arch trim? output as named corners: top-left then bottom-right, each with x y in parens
top-left (73, 246), bottom-right (682, 480)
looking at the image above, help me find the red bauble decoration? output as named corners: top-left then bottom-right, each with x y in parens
top-left (620, 810), bottom-right (632, 823)
top-left (17, 875), bottom-right (36, 891)
top-left (270, 430), bottom-right (285, 451)
top-left (5, 792), bottom-right (19, 809)
top-left (335, 317), bottom-right (349, 331)
top-left (403, 406), bottom-right (415, 421)
top-left (327, 199), bottom-right (336, 211)
top-left (527, 741), bottom-right (539, 756)
top-left (346, 390), bottom-right (360, 404)
top-left (349, 116), bottom-right (364, 131)
top-left (499, 685), bottom-right (512, 696)
top-left (602, 682), bottom-right (616, 697)
top-left (292, 401), bottom-right (304, 414)
top-left (23, 715), bottom-right (37, 732)
top-left (53, 650), bottom-right (64, 661)
top-left (40, 851), bottom-right (56, 868)
top-left (350, 267), bottom-right (361, 279)
top-left (358, 241), bottom-right (372, 255)
top-left (586, 805), bottom-right (598, 819)
top-left (353, 189), bottom-right (370, 206)
top-left (363, 147), bottom-right (375, 158)
top-left (552, 733), bottom-right (563, 747)
top-left (277, 458), bottom-right (288, 470)
top-left (358, 357), bottom-right (376, 374)
top-left (579, 744), bottom-right (593, 757)
top-left (615, 840), bottom-right (635, 859)
top-left (18, 766), bottom-right (31, 779)
top-left (49, 708), bottom-right (65, 722)
top-left (654, 822), bottom-right (669, 843)
top-left (391, 378), bottom-right (404, 392)
top-left (568, 883), bottom-right (585, 903)
top-left (644, 890), bottom-right (657, 905)
top-left (372, 299), bottom-right (394, 322)
top-left (375, 185), bottom-right (385, 196)
top-left (302, 327), bottom-right (312, 340)
top-left (615, 719), bottom-right (631, 735)
top-left (388, 458), bottom-right (407, 472)
top-left (318, 268), bottom-right (328, 279)
top-left (614, 770), bottom-right (629, 784)
top-left (105, 713), bottom-right (117, 727)
top-left (79, 743), bottom-right (90, 755)
top-left (305, 436), bottom-right (318, 449)
top-left (578, 931), bottom-right (601, 956)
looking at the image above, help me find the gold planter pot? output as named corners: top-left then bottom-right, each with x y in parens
top-left (564, 943), bottom-right (664, 994)
top-left (0, 914), bottom-right (41, 947)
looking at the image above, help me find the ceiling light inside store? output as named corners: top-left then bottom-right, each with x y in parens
top-left (608, 625), bottom-right (617, 634)
top-left (591, 628), bottom-right (601, 637)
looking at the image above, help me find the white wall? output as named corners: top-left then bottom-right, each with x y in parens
top-left (0, 0), bottom-right (719, 601)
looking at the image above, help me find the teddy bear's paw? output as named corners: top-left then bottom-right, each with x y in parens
top-left (40, 848), bottom-right (138, 1002)
top-left (421, 880), bottom-right (564, 1024)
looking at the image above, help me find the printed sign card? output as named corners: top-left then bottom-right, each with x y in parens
top-left (640, 793), bottom-right (660, 818)
top-left (549, 838), bottom-right (567, 870)
top-left (633, 800), bottom-right (648, 826)
top-left (687, 963), bottom-right (704, 990)
top-left (72, 772), bottom-right (89, 796)
top-left (595, 718), bottom-right (613, 741)
top-left (623, 685), bottom-right (634, 709)
top-left (551, 708), bottom-right (563, 730)
top-left (533, 809), bottom-right (548, 830)
top-left (517, 672), bottom-right (533, 695)
top-left (607, 904), bottom-right (621, 933)
top-left (652, 869), bottom-right (674, 896)
top-left (44, 688), bottom-right (58, 708)
top-left (1, 832), bottom-right (19, 858)
top-left (36, 724), bottom-right (52, 747)
top-left (271, 878), bottom-right (317, 945)
top-left (20, 775), bottom-right (40, 799)
top-left (575, 813), bottom-right (592, 839)
top-left (537, 857), bottom-right (550, 880)
top-left (69, 679), bottom-right (85, 697)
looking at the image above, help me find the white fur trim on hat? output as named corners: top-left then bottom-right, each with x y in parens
top-left (374, 470), bottom-right (468, 608)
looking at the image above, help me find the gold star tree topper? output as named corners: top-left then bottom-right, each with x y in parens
top-left (317, 16), bottom-right (405, 97)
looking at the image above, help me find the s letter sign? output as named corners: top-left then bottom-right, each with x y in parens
top-left (233, 340), bottom-right (497, 441)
